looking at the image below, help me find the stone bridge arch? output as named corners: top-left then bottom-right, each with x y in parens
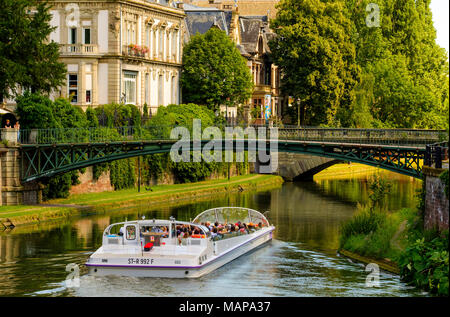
top-left (272, 152), bottom-right (341, 181)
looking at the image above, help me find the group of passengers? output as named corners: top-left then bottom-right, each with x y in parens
top-left (141, 225), bottom-right (170, 238)
top-left (138, 221), bottom-right (265, 245)
top-left (200, 221), bottom-right (264, 241)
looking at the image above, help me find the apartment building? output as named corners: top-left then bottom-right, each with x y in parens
top-left (47, 0), bottom-right (185, 114)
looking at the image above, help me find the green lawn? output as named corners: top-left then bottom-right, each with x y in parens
top-left (1, 174), bottom-right (282, 222)
top-left (48, 174), bottom-right (277, 206)
top-left (0, 205), bottom-right (74, 219)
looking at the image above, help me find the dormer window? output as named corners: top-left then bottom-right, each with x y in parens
top-left (258, 37), bottom-right (263, 56)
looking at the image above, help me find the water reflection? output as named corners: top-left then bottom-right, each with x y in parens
top-left (0, 169), bottom-right (424, 297)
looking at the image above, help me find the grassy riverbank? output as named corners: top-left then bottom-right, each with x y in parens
top-left (339, 206), bottom-right (449, 296)
top-left (338, 207), bottom-right (416, 269)
top-left (0, 174), bottom-right (283, 227)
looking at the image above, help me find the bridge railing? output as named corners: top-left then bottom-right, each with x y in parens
top-left (424, 141), bottom-right (449, 168)
top-left (277, 126), bottom-right (447, 146)
top-left (18, 124), bottom-right (447, 147)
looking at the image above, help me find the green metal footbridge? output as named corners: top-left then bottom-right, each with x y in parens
top-left (17, 125), bottom-right (448, 182)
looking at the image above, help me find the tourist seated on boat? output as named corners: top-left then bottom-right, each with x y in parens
top-left (222, 225), bottom-right (230, 234)
top-left (240, 224), bottom-right (248, 234)
top-left (247, 223), bottom-right (256, 233)
top-left (151, 226), bottom-right (163, 233)
top-left (211, 227), bottom-right (218, 239)
top-left (161, 226), bottom-right (169, 238)
top-left (178, 232), bottom-right (189, 246)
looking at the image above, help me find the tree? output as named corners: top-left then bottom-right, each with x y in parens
top-left (345, 0), bottom-right (449, 129)
top-left (0, 0), bottom-right (66, 100)
top-left (181, 27), bottom-right (253, 111)
top-left (269, 0), bottom-right (360, 126)
top-left (15, 91), bottom-right (60, 129)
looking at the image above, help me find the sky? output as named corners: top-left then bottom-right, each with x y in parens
top-left (430, 0), bottom-right (449, 57)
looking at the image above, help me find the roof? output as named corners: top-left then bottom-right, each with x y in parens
top-left (239, 16), bottom-right (274, 55)
top-left (182, 5), bottom-right (277, 56)
top-left (184, 10), bottom-right (229, 36)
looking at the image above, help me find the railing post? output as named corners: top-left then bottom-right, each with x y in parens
top-left (425, 145), bottom-right (431, 166)
top-left (435, 146), bottom-right (442, 169)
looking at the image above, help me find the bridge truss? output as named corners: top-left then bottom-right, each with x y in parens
top-left (20, 139), bottom-right (427, 182)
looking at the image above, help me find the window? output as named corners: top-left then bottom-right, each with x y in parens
top-left (146, 26), bottom-right (150, 48)
top-left (68, 74), bottom-right (78, 103)
top-left (158, 74), bottom-right (164, 106)
top-left (126, 226), bottom-right (136, 240)
top-left (172, 30), bottom-right (177, 59)
top-left (123, 71), bottom-right (137, 104)
top-left (159, 29), bottom-right (164, 58)
top-left (172, 76), bottom-right (177, 104)
top-left (83, 28), bottom-right (91, 44)
top-left (145, 73), bottom-right (149, 104)
top-left (85, 73), bottom-right (92, 104)
top-left (86, 90), bottom-right (91, 103)
top-left (69, 28), bottom-right (76, 44)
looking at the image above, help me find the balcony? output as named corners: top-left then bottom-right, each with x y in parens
top-left (253, 84), bottom-right (272, 95)
top-left (60, 44), bottom-right (99, 55)
top-left (123, 45), bottom-right (148, 59)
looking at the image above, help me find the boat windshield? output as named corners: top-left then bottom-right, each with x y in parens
top-left (192, 207), bottom-right (269, 227)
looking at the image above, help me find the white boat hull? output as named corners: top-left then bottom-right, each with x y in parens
top-left (87, 228), bottom-right (274, 278)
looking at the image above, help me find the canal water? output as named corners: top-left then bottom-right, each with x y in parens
top-left (0, 169), bottom-right (427, 297)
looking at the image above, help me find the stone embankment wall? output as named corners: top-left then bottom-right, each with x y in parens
top-left (423, 166), bottom-right (449, 231)
top-left (69, 166), bottom-right (114, 195)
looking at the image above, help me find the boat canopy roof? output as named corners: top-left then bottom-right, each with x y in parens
top-left (102, 219), bottom-right (210, 236)
top-left (192, 207), bottom-right (269, 226)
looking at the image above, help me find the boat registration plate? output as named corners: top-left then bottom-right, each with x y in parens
top-left (127, 258), bottom-right (154, 265)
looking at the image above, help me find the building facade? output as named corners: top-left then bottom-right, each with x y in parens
top-left (46, 0), bottom-right (185, 115)
top-left (183, 2), bottom-right (284, 123)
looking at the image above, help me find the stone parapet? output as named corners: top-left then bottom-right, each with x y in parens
top-left (0, 146), bottom-right (42, 206)
top-left (423, 166), bottom-right (449, 231)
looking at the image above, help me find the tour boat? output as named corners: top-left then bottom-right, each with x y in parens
top-left (85, 207), bottom-right (275, 278)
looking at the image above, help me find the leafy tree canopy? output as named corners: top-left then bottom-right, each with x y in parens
top-left (271, 0), bottom-right (448, 129)
top-left (0, 0), bottom-right (66, 100)
top-left (270, 0), bottom-right (360, 126)
top-left (345, 0), bottom-right (449, 129)
top-left (181, 28), bottom-right (253, 111)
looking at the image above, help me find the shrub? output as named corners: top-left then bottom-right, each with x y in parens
top-left (339, 206), bottom-right (386, 247)
top-left (399, 230), bottom-right (449, 296)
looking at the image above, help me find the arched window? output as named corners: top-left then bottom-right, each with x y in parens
top-left (258, 36), bottom-right (263, 56)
